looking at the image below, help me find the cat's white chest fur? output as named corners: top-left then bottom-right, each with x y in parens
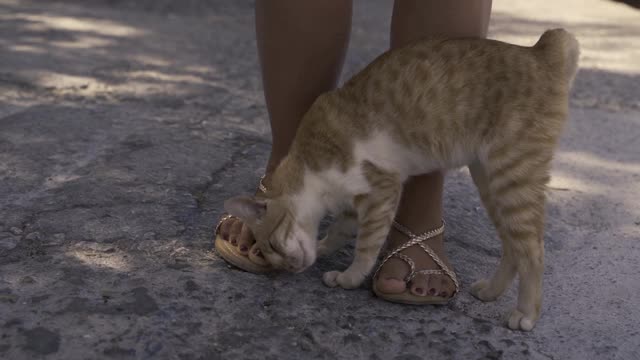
top-left (291, 131), bottom-right (471, 221)
top-left (354, 131), bottom-right (436, 178)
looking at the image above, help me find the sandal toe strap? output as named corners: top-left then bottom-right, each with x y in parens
top-left (215, 214), bottom-right (237, 235)
top-left (374, 220), bottom-right (460, 296)
top-left (407, 269), bottom-right (445, 283)
top-left (392, 253), bottom-right (416, 282)
top-left (417, 242), bottom-right (459, 294)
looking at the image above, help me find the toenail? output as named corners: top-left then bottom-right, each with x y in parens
top-left (428, 288), bottom-right (436, 296)
top-left (240, 245), bottom-right (248, 252)
top-left (415, 287), bottom-right (425, 295)
top-left (230, 239), bottom-right (237, 245)
top-left (440, 291), bottom-right (448, 298)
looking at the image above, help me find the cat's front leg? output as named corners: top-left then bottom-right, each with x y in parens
top-left (323, 164), bottom-right (402, 289)
top-left (317, 210), bottom-right (358, 256)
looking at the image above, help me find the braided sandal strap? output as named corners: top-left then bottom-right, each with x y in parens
top-left (373, 220), bottom-right (459, 296)
top-left (407, 269), bottom-right (445, 283)
top-left (258, 175), bottom-right (268, 194)
top-left (215, 214), bottom-right (237, 235)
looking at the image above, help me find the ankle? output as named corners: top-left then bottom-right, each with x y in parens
top-left (390, 210), bottom-right (445, 250)
top-left (265, 150), bottom-right (288, 175)
top-left (393, 173), bottom-right (444, 233)
top-left (260, 151), bottom-right (288, 193)
top-left (387, 224), bottom-right (447, 260)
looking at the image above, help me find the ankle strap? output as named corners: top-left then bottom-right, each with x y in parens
top-left (392, 220), bottom-right (445, 241)
top-left (258, 175), bottom-right (268, 194)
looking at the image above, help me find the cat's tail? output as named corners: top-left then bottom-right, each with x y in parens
top-left (534, 28), bottom-right (580, 87)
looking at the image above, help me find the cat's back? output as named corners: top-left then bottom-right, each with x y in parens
top-left (293, 30), bottom-right (580, 176)
top-left (341, 29), bottom-right (578, 140)
top-left (345, 29), bottom-right (578, 106)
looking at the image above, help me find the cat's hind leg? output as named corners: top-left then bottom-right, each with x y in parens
top-left (317, 210), bottom-right (358, 256)
top-left (468, 160), bottom-right (517, 302)
top-left (483, 145), bottom-right (552, 331)
top-left (323, 163), bottom-right (402, 289)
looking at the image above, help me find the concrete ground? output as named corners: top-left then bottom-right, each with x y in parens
top-left (1, 0), bottom-right (639, 359)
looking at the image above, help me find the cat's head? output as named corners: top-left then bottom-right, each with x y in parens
top-left (224, 195), bottom-right (317, 272)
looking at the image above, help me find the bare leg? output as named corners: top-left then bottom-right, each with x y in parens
top-left (219, 0), bottom-right (352, 255)
top-left (375, 0), bottom-right (492, 297)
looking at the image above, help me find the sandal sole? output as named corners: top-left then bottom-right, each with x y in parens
top-left (372, 283), bottom-right (453, 305)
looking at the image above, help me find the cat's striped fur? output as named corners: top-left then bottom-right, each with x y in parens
top-left (225, 29), bottom-right (579, 331)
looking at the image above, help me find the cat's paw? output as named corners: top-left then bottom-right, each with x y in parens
top-left (506, 308), bottom-right (537, 331)
top-left (322, 270), bottom-right (362, 289)
top-left (322, 271), bottom-right (341, 287)
top-left (470, 278), bottom-right (499, 302)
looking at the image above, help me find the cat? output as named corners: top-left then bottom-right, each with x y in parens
top-left (224, 29), bottom-right (579, 331)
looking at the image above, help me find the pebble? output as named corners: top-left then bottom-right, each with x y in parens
top-left (51, 233), bottom-right (66, 245)
top-left (20, 276), bottom-right (36, 284)
top-left (0, 235), bottom-right (20, 251)
top-left (9, 227), bottom-right (23, 235)
top-left (25, 232), bottom-right (41, 241)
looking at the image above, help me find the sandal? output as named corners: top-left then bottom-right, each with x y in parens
top-left (372, 220), bottom-right (459, 305)
top-left (213, 176), bottom-right (273, 273)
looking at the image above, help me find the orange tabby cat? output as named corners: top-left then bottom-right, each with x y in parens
top-left (224, 29), bottom-right (579, 331)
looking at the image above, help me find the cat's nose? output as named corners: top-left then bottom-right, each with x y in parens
top-left (286, 263), bottom-right (307, 273)
top-left (285, 255), bottom-right (304, 272)
top-left (285, 264), bottom-right (297, 272)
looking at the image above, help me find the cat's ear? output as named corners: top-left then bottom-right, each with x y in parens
top-left (224, 195), bottom-right (267, 222)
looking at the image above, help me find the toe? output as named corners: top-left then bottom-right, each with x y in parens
top-left (425, 276), bottom-right (439, 297)
top-left (237, 224), bottom-right (255, 254)
top-left (434, 275), bottom-right (455, 298)
top-left (374, 258), bottom-right (409, 294)
top-left (219, 217), bottom-right (234, 240)
top-left (378, 278), bottom-right (406, 294)
top-left (422, 275), bottom-right (449, 298)
top-left (409, 274), bottom-right (429, 296)
top-left (228, 220), bottom-right (243, 246)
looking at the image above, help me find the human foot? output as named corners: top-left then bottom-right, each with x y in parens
top-left (217, 214), bottom-right (255, 255)
top-left (215, 174), bottom-right (271, 267)
top-left (374, 220), bottom-right (458, 301)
